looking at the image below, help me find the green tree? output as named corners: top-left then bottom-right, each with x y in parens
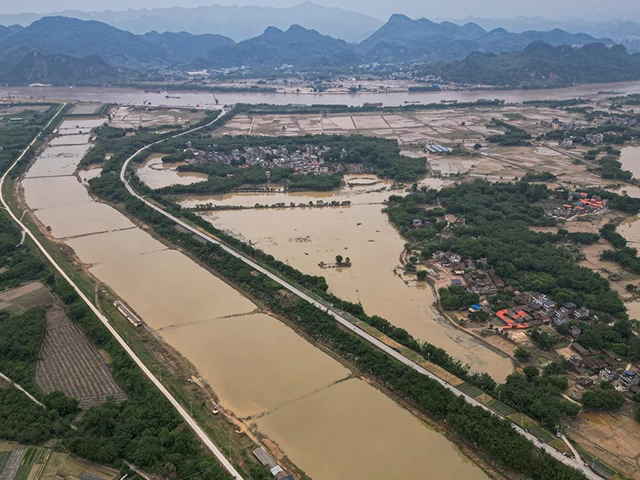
top-left (524, 366), bottom-right (540, 381)
top-left (515, 347), bottom-right (532, 362)
top-left (582, 389), bottom-right (626, 412)
top-left (335, 255), bottom-right (343, 266)
top-left (416, 270), bottom-right (428, 281)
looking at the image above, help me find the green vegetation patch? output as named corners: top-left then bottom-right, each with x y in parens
top-left (487, 399), bottom-right (517, 417)
top-left (456, 382), bottom-right (484, 399)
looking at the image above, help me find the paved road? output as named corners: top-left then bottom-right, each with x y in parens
top-left (0, 371), bottom-right (45, 407)
top-left (0, 106), bottom-right (245, 480)
top-left (120, 112), bottom-right (603, 480)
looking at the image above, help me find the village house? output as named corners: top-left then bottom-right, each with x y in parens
top-left (586, 133), bottom-right (604, 144)
top-left (552, 307), bottom-right (570, 325)
top-left (619, 371), bottom-right (639, 390)
top-left (599, 368), bottom-right (617, 382)
top-left (574, 306), bottom-right (591, 320)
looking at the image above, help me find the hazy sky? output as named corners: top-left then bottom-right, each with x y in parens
top-left (0, 0), bottom-right (638, 22)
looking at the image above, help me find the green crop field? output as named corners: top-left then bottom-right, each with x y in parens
top-left (13, 464), bottom-right (32, 480)
top-left (528, 426), bottom-right (555, 443)
top-left (487, 399), bottom-right (517, 416)
top-left (457, 382), bottom-right (484, 398)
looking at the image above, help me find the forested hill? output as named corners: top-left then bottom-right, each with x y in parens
top-left (435, 42), bottom-right (640, 87)
top-left (0, 14), bottom-right (633, 86)
top-left (357, 13), bottom-right (612, 63)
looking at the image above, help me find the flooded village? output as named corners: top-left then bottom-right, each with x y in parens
top-left (8, 89), bottom-right (640, 480)
top-left (15, 105), bottom-right (492, 480)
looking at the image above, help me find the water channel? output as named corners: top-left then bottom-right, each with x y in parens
top-left (20, 117), bottom-right (489, 479)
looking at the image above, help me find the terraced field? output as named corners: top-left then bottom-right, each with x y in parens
top-left (35, 307), bottom-right (126, 408)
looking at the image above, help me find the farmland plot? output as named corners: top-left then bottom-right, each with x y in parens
top-left (35, 307), bottom-right (126, 408)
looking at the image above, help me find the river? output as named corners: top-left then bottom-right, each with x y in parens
top-left (19, 117), bottom-right (489, 480)
top-left (2, 79), bottom-right (640, 108)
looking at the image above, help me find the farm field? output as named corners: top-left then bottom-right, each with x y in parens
top-left (0, 445), bottom-right (118, 480)
top-left (35, 306), bottom-right (126, 408)
top-left (569, 412), bottom-right (640, 480)
top-left (40, 451), bottom-right (118, 480)
top-left (0, 282), bottom-right (53, 315)
top-left (215, 106), bottom-right (580, 145)
top-left (110, 106), bottom-right (205, 129)
top-left (213, 106), bottom-right (617, 190)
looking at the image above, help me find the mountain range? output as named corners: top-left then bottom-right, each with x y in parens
top-left (434, 42), bottom-right (640, 87)
top-left (0, 2), bottom-right (383, 43)
top-left (0, 13), bottom-right (635, 87)
top-left (357, 14), bottom-right (610, 63)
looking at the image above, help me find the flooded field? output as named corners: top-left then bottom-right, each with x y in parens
top-left (215, 106), bottom-right (580, 146)
top-left (136, 154), bottom-right (209, 189)
top-left (195, 191), bottom-right (513, 382)
top-left (22, 176), bottom-right (94, 209)
top-left (24, 145), bottom-right (91, 178)
top-left (161, 312), bottom-right (350, 418)
top-left (19, 115), bottom-right (490, 480)
top-left (620, 146), bottom-right (640, 179)
top-left (256, 378), bottom-right (486, 480)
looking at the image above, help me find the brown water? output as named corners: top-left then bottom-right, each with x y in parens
top-left (257, 378), bottom-right (485, 480)
top-left (161, 312), bottom-right (350, 418)
top-left (22, 176), bottom-right (94, 209)
top-left (34, 202), bottom-right (134, 238)
top-left (201, 195), bottom-right (513, 382)
top-left (618, 216), bottom-right (640, 249)
top-left (4, 81), bottom-right (640, 107)
top-left (90, 249), bottom-right (257, 329)
top-left (619, 146), bottom-right (640, 179)
top-left (614, 216), bottom-right (640, 319)
top-left (136, 155), bottom-right (209, 189)
top-left (24, 145), bottom-right (91, 178)
top-left (19, 118), bottom-right (491, 480)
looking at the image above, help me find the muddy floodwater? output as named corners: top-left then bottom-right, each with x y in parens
top-left (5, 80), bottom-right (640, 107)
top-left (136, 154), bottom-right (208, 189)
top-left (615, 216), bottom-right (640, 320)
top-left (619, 146), bottom-right (640, 179)
top-left (20, 118), bottom-right (489, 480)
top-left (193, 190), bottom-right (513, 382)
top-left (257, 378), bottom-right (483, 480)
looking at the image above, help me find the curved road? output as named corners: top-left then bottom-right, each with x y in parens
top-left (0, 105), bottom-right (245, 480)
top-left (120, 111), bottom-right (603, 479)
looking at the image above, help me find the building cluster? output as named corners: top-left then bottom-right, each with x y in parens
top-left (585, 133), bottom-right (605, 144)
top-left (432, 252), bottom-right (598, 331)
top-left (540, 118), bottom-right (587, 130)
top-left (494, 296), bottom-right (590, 331)
top-left (185, 143), bottom-right (347, 176)
top-left (425, 143), bottom-right (452, 154)
top-left (433, 252), bottom-right (505, 296)
top-left (610, 116), bottom-right (638, 127)
top-left (552, 191), bottom-right (607, 219)
top-left (571, 344), bottom-right (640, 397)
